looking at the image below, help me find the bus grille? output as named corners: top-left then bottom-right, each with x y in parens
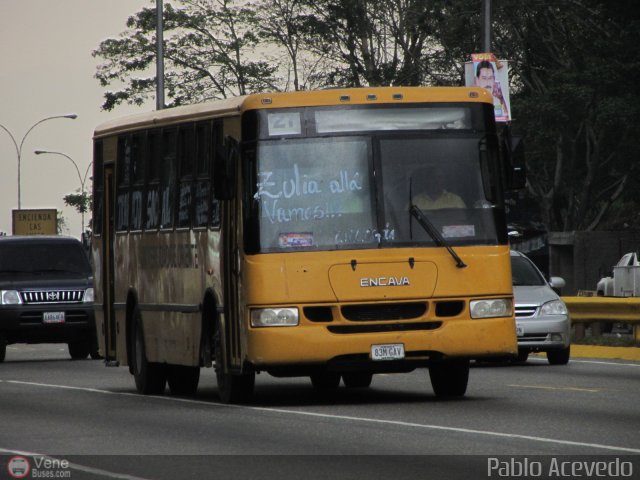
top-left (341, 302), bottom-right (427, 321)
top-left (20, 290), bottom-right (85, 304)
top-left (327, 322), bottom-right (441, 334)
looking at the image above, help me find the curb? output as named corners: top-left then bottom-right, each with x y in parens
top-left (569, 344), bottom-right (640, 362)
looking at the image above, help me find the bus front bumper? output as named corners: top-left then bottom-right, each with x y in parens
top-left (246, 317), bottom-right (517, 373)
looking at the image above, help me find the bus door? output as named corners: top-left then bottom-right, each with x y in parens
top-left (220, 140), bottom-right (243, 373)
top-left (102, 164), bottom-right (118, 362)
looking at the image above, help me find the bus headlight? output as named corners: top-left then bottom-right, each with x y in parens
top-left (470, 298), bottom-right (512, 319)
top-left (1, 290), bottom-right (22, 305)
top-left (251, 307), bottom-right (299, 327)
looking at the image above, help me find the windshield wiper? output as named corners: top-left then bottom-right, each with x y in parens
top-left (409, 205), bottom-right (467, 269)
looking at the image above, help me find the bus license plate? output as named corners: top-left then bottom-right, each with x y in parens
top-left (43, 312), bottom-right (65, 324)
top-left (371, 343), bottom-right (405, 361)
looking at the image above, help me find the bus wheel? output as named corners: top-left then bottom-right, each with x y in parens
top-left (132, 309), bottom-right (166, 395)
top-left (310, 372), bottom-right (341, 392)
top-left (214, 324), bottom-right (254, 404)
top-left (515, 350), bottom-right (529, 363)
top-left (342, 372), bottom-right (373, 389)
top-left (167, 365), bottom-right (200, 395)
top-left (68, 340), bottom-right (91, 360)
top-left (429, 359), bottom-right (469, 397)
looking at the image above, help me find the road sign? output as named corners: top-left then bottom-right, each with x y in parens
top-left (12, 209), bottom-right (57, 235)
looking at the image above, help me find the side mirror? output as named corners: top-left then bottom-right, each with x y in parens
top-left (500, 125), bottom-right (526, 191)
top-left (509, 136), bottom-right (526, 190)
top-left (549, 276), bottom-right (566, 289)
top-left (213, 136), bottom-right (238, 200)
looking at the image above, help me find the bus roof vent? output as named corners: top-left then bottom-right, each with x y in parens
top-left (392, 93), bottom-right (403, 100)
top-left (367, 94), bottom-right (377, 101)
top-left (339, 95), bottom-right (350, 102)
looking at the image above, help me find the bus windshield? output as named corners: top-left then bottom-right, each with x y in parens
top-left (248, 134), bottom-right (505, 253)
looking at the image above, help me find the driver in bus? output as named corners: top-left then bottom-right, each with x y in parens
top-left (409, 167), bottom-right (465, 210)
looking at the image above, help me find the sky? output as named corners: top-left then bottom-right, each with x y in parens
top-left (0, 0), bottom-right (152, 238)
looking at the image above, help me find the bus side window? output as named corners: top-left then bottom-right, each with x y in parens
top-left (210, 122), bottom-right (222, 228)
top-left (145, 130), bottom-right (161, 230)
top-left (130, 133), bottom-right (144, 230)
top-left (116, 135), bottom-right (131, 232)
top-left (194, 121), bottom-right (211, 229)
top-left (177, 125), bottom-right (195, 229)
top-left (160, 129), bottom-right (177, 230)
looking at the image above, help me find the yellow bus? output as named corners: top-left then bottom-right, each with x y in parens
top-left (92, 86), bottom-right (520, 403)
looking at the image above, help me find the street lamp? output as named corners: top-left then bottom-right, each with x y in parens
top-left (34, 149), bottom-right (92, 237)
top-left (0, 114), bottom-right (77, 210)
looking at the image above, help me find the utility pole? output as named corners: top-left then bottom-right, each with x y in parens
top-left (481, 0), bottom-right (492, 52)
top-left (156, 0), bottom-right (165, 110)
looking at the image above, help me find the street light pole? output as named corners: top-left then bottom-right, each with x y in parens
top-left (34, 150), bottom-right (92, 237)
top-left (0, 114), bottom-right (77, 210)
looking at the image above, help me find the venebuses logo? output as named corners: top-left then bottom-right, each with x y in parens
top-left (7, 456), bottom-right (30, 479)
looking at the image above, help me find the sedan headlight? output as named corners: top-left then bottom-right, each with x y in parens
top-left (251, 307), bottom-right (299, 327)
top-left (1, 290), bottom-right (22, 305)
top-left (83, 287), bottom-right (95, 303)
top-left (540, 299), bottom-right (568, 316)
top-left (470, 298), bottom-right (512, 319)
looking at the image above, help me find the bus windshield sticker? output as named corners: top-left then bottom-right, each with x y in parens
top-left (442, 225), bottom-right (476, 238)
top-left (278, 232), bottom-right (314, 248)
top-left (267, 112), bottom-right (302, 136)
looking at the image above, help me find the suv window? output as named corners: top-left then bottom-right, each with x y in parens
top-left (0, 243), bottom-right (91, 276)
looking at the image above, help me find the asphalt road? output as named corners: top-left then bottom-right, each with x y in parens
top-left (1, 344), bottom-right (639, 480)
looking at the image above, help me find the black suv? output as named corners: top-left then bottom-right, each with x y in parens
top-left (0, 236), bottom-right (96, 361)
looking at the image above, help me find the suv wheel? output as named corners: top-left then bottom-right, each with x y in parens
top-left (68, 340), bottom-right (91, 360)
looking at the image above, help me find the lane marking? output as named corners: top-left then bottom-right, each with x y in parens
top-left (508, 384), bottom-right (600, 393)
top-left (3, 379), bottom-right (640, 454)
top-left (569, 359), bottom-right (640, 367)
top-left (0, 447), bottom-right (153, 480)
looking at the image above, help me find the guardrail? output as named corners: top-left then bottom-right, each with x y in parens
top-left (562, 296), bottom-right (640, 341)
top-left (563, 296), bottom-right (640, 323)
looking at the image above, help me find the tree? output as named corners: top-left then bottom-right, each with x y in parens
top-left (64, 189), bottom-right (92, 235)
top-left (492, 0), bottom-right (640, 231)
top-left (93, 0), bottom-right (278, 109)
top-left (94, 0), bottom-right (640, 232)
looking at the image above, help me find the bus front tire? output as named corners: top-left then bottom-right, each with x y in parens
top-left (132, 309), bottom-right (167, 395)
top-left (310, 372), bottom-right (341, 392)
top-left (342, 372), bottom-right (373, 388)
top-left (214, 323), bottom-right (254, 404)
top-left (429, 359), bottom-right (469, 397)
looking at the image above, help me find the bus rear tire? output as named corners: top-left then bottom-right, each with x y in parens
top-left (132, 309), bottom-right (167, 395)
top-left (214, 323), bottom-right (254, 404)
top-left (342, 372), bottom-right (373, 388)
top-left (429, 359), bottom-right (469, 397)
top-left (167, 365), bottom-right (200, 395)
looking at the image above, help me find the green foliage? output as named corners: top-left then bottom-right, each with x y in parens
top-left (94, 0), bottom-right (640, 232)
